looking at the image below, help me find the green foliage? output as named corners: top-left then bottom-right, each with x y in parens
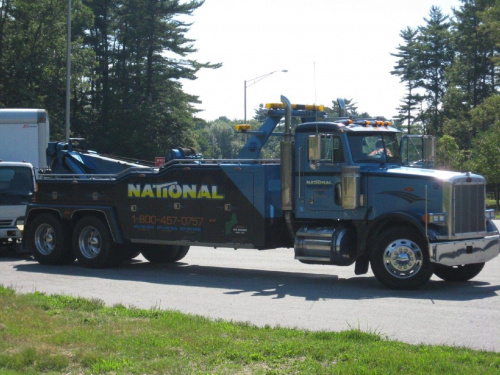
top-left (0, 0), bottom-right (95, 140)
top-left (70, 0), bottom-right (220, 160)
top-left (391, 27), bottom-right (424, 133)
top-left (469, 128), bottom-right (500, 183)
top-left (436, 134), bottom-right (464, 170)
top-left (469, 93), bottom-right (500, 133)
top-left (391, 6), bottom-right (453, 136)
top-left (0, 288), bottom-right (499, 374)
top-left (418, 6), bottom-right (454, 136)
top-left (467, 94), bottom-right (500, 183)
top-left (194, 117), bottom-right (245, 159)
top-left (449, 0), bottom-right (498, 107)
top-left (392, 0), bottom-right (499, 174)
top-left (0, 0), bottom-right (219, 161)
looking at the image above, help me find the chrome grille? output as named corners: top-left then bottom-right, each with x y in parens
top-left (453, 182), bottom-right (485, 236)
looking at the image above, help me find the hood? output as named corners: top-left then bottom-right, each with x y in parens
top-left (368, 166), bottom-right (485, 183)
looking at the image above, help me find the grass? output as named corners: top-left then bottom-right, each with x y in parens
top-left (0, 286), bottom-right (499, 374)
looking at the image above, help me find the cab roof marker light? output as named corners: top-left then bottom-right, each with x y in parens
top-left (265, 103), bottom-right (324, 111)
top-left (235, 124), bottom-right (252, 132)
top-left (338, 119), bottom-right (353, 126)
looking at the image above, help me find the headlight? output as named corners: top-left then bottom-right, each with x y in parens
top-left (423, 213), bottom-right (447, 225)
top-left (16, 218), bottom-right (25, 231)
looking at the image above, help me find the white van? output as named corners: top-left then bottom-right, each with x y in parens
top-left (0, 161), bottom-right (36, 248)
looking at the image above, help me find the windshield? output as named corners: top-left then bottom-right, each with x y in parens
top-left (0, 166), bottom-right (34, 205)
top-left (347, 133), bottom-right (401, 163)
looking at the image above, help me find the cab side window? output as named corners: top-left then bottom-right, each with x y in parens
top-left (310, 135), bottom-right (344, 163)
top-left (332, 137), bottom-right (344, 163)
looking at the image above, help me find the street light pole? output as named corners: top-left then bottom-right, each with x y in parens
top-left (244, 69), bottom-right (287, 124)
top-left (65, 0), bottom-right (71, 142)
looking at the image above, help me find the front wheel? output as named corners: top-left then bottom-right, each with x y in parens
top-left (370, 227), bottom-right (433, 289)
top-left (433, 263), bottom-right (485, 282)
top-left (72, 216), bottom-right (119, 268)
top-left (141, 245), bottom-right (190, 264)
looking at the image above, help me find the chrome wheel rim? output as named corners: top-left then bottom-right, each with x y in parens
top-left (78, 226), bottom-right (101, 259)
top-left (383, 239), bottom-right (423, 279)
top-left (34, 224), bottom-right (56, 255)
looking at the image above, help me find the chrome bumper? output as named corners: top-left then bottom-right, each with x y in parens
top-left (429, 235), bottom-right (500, 266)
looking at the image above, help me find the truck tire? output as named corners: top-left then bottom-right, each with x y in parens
top-left (117, 245), bottom-right (141, 261)
top-left (72, 216), bottom-right (119, 268)
top-left (28, 213), bottom-right (75, 265)
top-left (141, 245), bottom-right (190, 264)
top-left (433, 262), bottom-right (485, 282)
top-left (370, 227), bottom-right (433, 289)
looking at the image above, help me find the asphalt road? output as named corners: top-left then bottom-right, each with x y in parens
top-left (1, 221), bottom-right (499, 352)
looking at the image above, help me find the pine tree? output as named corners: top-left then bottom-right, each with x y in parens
top-left (75, 0), bottom-right (220, 159)
top-left (442, 0), bottom-right (499, 148)
top-left (391, 27), bottom-right (424, 134)
top-left (417, 6), bottom-right (453, 136)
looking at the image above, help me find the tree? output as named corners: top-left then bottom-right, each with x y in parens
top-left (444, 0), bottom-right (498, 127)
top-left (391, 27), bottom-right (424, 133)
top-left (417, 6), bottom-right (454, 136)
top-left (71, 0), bottom-right (220, 160)
top-left (192, 117), bottom-right (246, 159)
top-left (0, 0), bottom-right (94, 139)
top-left (435, 134), bottom-right (464, 170)
top-left (469, 128), bottom-right (500, 209)
top-left (479, 0), bottom-right (500, 67)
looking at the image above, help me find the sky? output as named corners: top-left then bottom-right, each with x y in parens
top-left (180, 0), bottom-right (461, 122)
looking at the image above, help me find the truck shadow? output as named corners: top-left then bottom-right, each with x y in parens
top-left (12, 257), bottom-right (500, 302)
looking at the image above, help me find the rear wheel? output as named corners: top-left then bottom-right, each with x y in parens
top-left (141, 245), bottom-right (190, 264)
top-left (73, 216), bottom-right (119, 268)
top-left (28, 213), bottom-right (75, 265)
top-left (370, 227), bottom-right (433, 289)
top-left (117, 245), bottom-right (141, 261)
top-left (433, 263), bottom-right (485, 282)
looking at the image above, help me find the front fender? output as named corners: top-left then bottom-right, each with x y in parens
top-left (362, 211), bottom-right (427, 252)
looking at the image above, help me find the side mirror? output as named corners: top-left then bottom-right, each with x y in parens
top-left (400, 135), bottom-right (435, 168)
top-left (308, 135), bottom-right (322, 162)
top-left (422, 136), bottom-right (435, 165)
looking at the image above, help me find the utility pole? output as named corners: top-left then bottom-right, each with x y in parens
top-left (65, 0), bottom-right (71, 142)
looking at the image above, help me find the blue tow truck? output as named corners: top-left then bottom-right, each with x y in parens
top-left (23, 96), bottom-right (499, 289)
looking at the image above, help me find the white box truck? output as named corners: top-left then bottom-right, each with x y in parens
top-left (0, 109), bottom-right (50, 171)
top-left (0, 109), bottom-right (50, 249)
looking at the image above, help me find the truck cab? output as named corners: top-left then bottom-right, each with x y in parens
top-left (0, 161), bottom-right (36, 248)
top-left (290, 114), bottom-right (498, 288)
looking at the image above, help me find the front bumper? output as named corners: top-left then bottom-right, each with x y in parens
top-left (0, 227), bottom-right (22, 240)
top-left (429, 234), bottom-right (500, 266)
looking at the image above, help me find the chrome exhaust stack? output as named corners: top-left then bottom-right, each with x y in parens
top-left (280, 95), bottom-right (295, 240)
top-left (281, 95), bottom-right (293, 212)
